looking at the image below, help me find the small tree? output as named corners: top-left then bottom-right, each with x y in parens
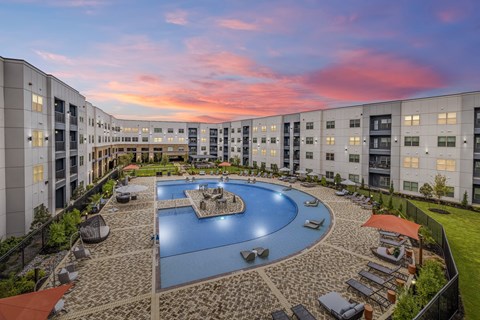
top-left (320, 176), bottom-right (327, 186)
top-left (432, 174), bottom-right (447, 204)
top-left (334, 173), bottom-right (342, 188)
top-left (398, 203), bottom-right (403, 213)
top-left (389, 181), bottom-right (394, 194)
top-left (361, 177), bottom-right (365, 189)
top-left (387, 195), bottom-right (394, 210)
top-left (161, 154), bottom-right (169, 166)
top-left (233, 155), bottom-right (241, 166)
top-left (30, 204), bottom-right (51, 231)
top-left (461, 191), bottom-right (468, 208)
top-left (416, 260), bottom-right (447, 306)
top-left (118, 153), bottom-right (134, 167)
top-left (48, 222), bottom-right (66, 248)
top-left (271, 164), bottom-right (278, 174)
top-left (378, 192), bottom-right (384, 206)
top-left (260, 162), bottom-right (266, 172)
top-left (392, 288), bottom-right (421, 320)
top-left (419, 183), bottom-right (433, 199)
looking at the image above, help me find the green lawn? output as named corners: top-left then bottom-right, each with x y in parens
top-left (410, 200), bottom-right (480, 320)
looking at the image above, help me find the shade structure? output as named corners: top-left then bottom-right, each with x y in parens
top-left (296, 170), bottom-right (307, 174)
top-left (341, 179), bottom-right (358, 186)
top-left (362, 214), bottom-right (421, 240)
top-left (123, 164), bottom-right (140, 171)
top-left (116, 184), bottom-right (148, 193)
top-left (307, 172), bottom-right (319, 176)
top-left (0, 284), bottom-right (72, 320)
top-left (279, 167), bottom-right (290, 172)
top-left (218, 162), bottom-right (231, 167)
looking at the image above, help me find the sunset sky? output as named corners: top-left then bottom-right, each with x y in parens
top-left (0, 0), bottom-right (479, 122)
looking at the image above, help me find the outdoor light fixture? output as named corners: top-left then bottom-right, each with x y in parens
top-left (345, 147), bottom-right (348, 151)
top-left (394, 138), bottom-right (398, 143)
top-left (363, 138), bottom-right (366, 143)
top-left (27, 136), bottom-right (32, 141)
top-left (464, 138), bottom-right (467, 144)
top-left (425, 149), bottom-right (429, 154)
top-left (45, 137), bottom-right (49, 141)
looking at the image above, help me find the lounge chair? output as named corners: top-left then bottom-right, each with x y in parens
top-left (72, 246), bottom-right (91, 260)
top-left (202, 192), bottom-right (212, 199)
top-left (379, 230), bottom-right (400, 238)
top-left (371, 245), bottom-right (405, 265)
top-left (268, 173), bottom-right (273, 178)
top-left (304, 218), bottom-right (325, 229)
top-left (271, 310), bottom-right (292, 320)
top-left (379, 237), bottom-right (407, 247)
top-left (367, 261), bottom-right (406, 280)
top-left (51, 299), bottom-right (67, 316)
top-left (356, 197), bottom-right (371, 206)
top-left (253, 247), bottom-right (269, 258)
top-left (318, 292), bottom-right (364, 320)
top-left (288, 177), bottom-right (297, 183)
top-left (301, 182), bottom-right (316, 188)
top-left (240, 250), bottom-right (255, 262)
top-left (335, 189), bottom-right (349, 196)
top-left (361, 203), bottom-right (373, 210)
top-left (291, 304), bottom-right (316, 320)
top-left (58, 268), bottom-right (79, 284)
top-left (282, 185), bottom-right (292, 191)
top-left (210, 170), bottom-right (214, 175)
top-left (304, 199), bottom-right (319, 207)
top-left (346, 279), bottom-right (391, 310)
top-left (263, 172), bottom-right (268, 178)
top-left (358, 270), bottom-right (395, 290)
top-left (345, 192), bottom-right (358, 199)
top-left (352, 195), bottom-right (366, 204)
top-left (257, 172), bottom-right (262, 177)
top-left (79, 215), bottom-right (110, 244)
top-left (199, 171), bottom-right (205, 175)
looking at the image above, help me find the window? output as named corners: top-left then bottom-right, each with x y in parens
top-left (306, 152), bottom-right (313, 159)
top-left (231, 138), bottom-right (234, 143)
top-left (349, 137), bottom-right (361, 145)
top-left (154, 137), bottom-right (162, 142)
top-left (237, 138), bottom-right (241, 143)
top-left (403, 181), bottom-right (419, 192)
top-left (142, 137), bottom-right (148, 142)
top-left (326, 121), bottom-right (335, 129)
top-left (79, 134), bottom-right (84, 144)
top-left (231, 128), bottom-right (235, 133)
top-left (167, 137), bottom-right (173, 142)
top-left (349, 154), bottom-right (360, 163)
top-left (253, 127), bottom-right (258, 133)
top-left (436, 159), bottom-right (455, 171)
top-left (231, 147), bottom-right (235, 152)
top-left (326, 171), bottom-right (334, 179)
top-left (168, 128), bottom-right (174, 133)
top-left (201, 138), bottom-right (207, 143)
top-left (200, 146), bottom-right (206, 151)
top-left (237, 147), bottom-right (241, 152)
top-left (178, 137), bottom-right (185, 142)
top-left (326, 153), bottom-right (335, 161)
top-left (132, 137), bottom-right (139, 142)
top-left (237, 128), bottom-right (241, 133)
top-left (261, 137), bottom-right (266, 144)
top-left (270, 150), bottom-right (276, 156)
top-left (326, 137), bottom-right (335, 145)
top-left (403, 157), bottom-right (419, 168)
top-left (271, 137), bottom-right (277, 144)
top-left (154, 128), bottom-right (162, 133)
top-left (306, 122), bottom-right (314, 130)
top-left (142, 128), bottom-right (149, 133)
top-left (270, 125), bottom-right (277, 132)
top-left (404, 115), bottom-right (420, 126)
top-left (261, 126), bottom-right (267, 132)
top-left (252, 149), bottom-right (258, 155)
top-left (179, 129), bottom-right (184, 134)
top-left (132, 127), bottom-right (139, 133)
top-left (405, 136), bottom-right (420, 146)
top-left (438, 112), bottom-right (456, 125)
top-left (349, 174), bottom-right (360, 183)
top-left (305, 137), bottom-right (314, 144)
top-left (350, 119), bottom-right (360, 128)
top-left (437, 136), bottom-right (456, 147)
top-left (124, 127), bottom-right (132, 133)
top-left (379, 176), bottom-right (390, 187)
top-left (33, 165), bottom-right (43, 183)
top-left (252, 137), bottom-right (258, 143)
top-left (261, 149), bottom-right (266, 156)
top-left (32, 94), bottom-right (43, 112)
top-left (124, 137), bottom-right (131, 142)
top-left (32, 130), bottom-right (43, 147)
top-left (445, 186), bottom-right (454, 198)
top-left (79, 156), bottom-right (84, 166)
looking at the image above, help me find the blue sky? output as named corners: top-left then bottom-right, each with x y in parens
top-left (1, 0), bottom-right (479, 122)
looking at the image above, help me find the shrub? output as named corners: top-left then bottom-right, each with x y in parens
top-left (86, 184), bottom-right (94, 191)
top-left (389, 182), bottom-right (394, 194)
top-left (320, 176), bottom-right (327, 186)
top-left (30, 204), bottom-right (51, 231)
top-left (334, 173), bottom-right (341, 187)
top-left (392, 288), bottom-right (421, 320)
top-left (419, 226), bottom-right (436, 246)
top-left (24, 268), bottom-right (46, 282)
top-left (416, 259), bottom-right (447, 306)
top-left (461, 191), bottom-right (468, 208)
top-left (48, 222), bottom-right (66, 248)
top-left (102, 179), bottom-right (116, 197)
top-left (0, 274), bottom-right (35, 298)
top-left (0, 237), bottom-right (24, 257)
top-left (398, 203), bottom-right (403, 213)
top-left (387, 195), bottom-right (394, 210)
top-left (63, 209), bottom-right (81, 239)
top-left (419, 183), bottom-right (433, 199)
top-left (378, 192), bottom-right (384, 206)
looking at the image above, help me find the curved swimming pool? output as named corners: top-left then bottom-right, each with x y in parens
top-left (157, 179), bottom-right (331, 289)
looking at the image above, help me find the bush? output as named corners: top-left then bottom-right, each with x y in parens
top-left (378, 193), bottom-right (384, 206)
top-left (388, 195), bottom-right (394, 210)
top-left (0, 274), bottom-right (35, 298)
top-left (416, 259), bottom-right (447, 306)
top-left (462, 191), bottom-right (468, 208)
top-left (24, 268), bottom-right (46, 282)
top-left (30, 204), bottom-right (51, 231)
top-left (48, 222), bottom-right (66, 248)
top-left (86, 184), bottom-right (94, 191)
top-left (102, 179), bottom-right (116, 197)
top-left (63, 209), bottom-right (81, 239)
top-left (392, 288), bottom-right (421, 320)
top-left (320, 176), bottom-right (327, 187)
top-left (0, 237), bottom-right (24, 257)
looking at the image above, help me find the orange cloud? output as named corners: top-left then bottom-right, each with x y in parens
top-left (217, 19), bottom-right (258, 31)
top-left (303, 49), bottom-right (447, 101)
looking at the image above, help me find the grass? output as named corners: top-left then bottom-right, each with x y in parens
top-left (409, 200), bottom-right (480, 320)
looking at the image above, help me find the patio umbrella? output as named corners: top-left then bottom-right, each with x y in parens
top-left (0, 284), bottom-right (72, 320)
top-left (218, 162), bottom-right (231, 167)
top-left (341, 179), bottom-right (358, 186)
top-left (123, 164), bottom-right (139, 171)
top-left (279, 167), bottom-right (290, 172)
top-left (296, 170), bottom-right (307, 174)
top-left (307, 172), bottom-right (319, 176)
top-left (116, 184), bottom-right (148, 193)
top-left (361, 214), bottom-right (421, 240)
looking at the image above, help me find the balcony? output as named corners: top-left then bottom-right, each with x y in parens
top-left (70, 116), bottom-right (78, 126)
top-left (188, 130), bottom-right (197, 136)
top-left (56, 169), bottom-right (65, 180)
top-left (55, 141), bottom-right (65, 151)
top-left (209, 131), bottom-right (218, 137)
top-left (70, 141), bottom-right (77, 150)
top-left (210, 139), bottom-right (217, 144)
top-left (369, 162), bottom-right (391, 174)
top-left (70, 166), bottom-right (78, 175)
top-left (243, 128), bottom-right (249, 135)
top-left (189, 139), bottom-right (197, 146)
top-left (55, 112), bottom-right (65, 123)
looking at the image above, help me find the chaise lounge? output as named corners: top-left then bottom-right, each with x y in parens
top-left (253, 247), bottom-right (269, 258)
top-left (318, 292), bottom-right (364, 320)
top-left (240, 250), bottom-right (255, 262)
top-left (291, 304), bottom-right (316, 320)
top-left (371, 245), bottom-right (405, 265)
top-left (304, 199), bottom-right (320, 207)
top-left (304, 218), bottom-right (325, 229)
top-left (271, 309), bottom-right (292, 320)
top-left (346, 278), bottom-right (391, 310)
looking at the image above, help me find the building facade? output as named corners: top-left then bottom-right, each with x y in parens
top-left (1, 56), bottom-right (479, 239)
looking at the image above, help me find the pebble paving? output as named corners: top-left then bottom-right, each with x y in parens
top-left (55, 175), bottom-right (406, 320)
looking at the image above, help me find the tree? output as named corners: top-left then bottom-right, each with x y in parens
top-left (260, 162), bottom-right (266, 172)
top-left (320, 176), bottom-right (327, 186)
top-left (48, 222), bottom-right (66, 248)
top-left (419, 183), bottom-right (433, 199)
top-left (161, 154), bottom-right (170, 166)
top-left (432, 174), bottom-right (447, 204)
top-left (378, 192), bottom-right (384, 206)
top-left (387, 195), bottom-right (394, 210)
top-left (334, 173), bottom-right (342, 188)
top-left (271, 164), bottom-right (278, 174)
top-left (361, 177), bottom-right (365, 189)
top-left (462, 191), bottom-right (468, 208)
top-left (232, 155), bottom-right (241, 166)
top-left (30, 204), bottom-right (51, 231)
top-left (389, 181), bottom-right (394, 194)
top-left (118, 153), bottom-right (134, 167)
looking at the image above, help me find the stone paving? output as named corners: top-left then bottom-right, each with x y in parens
top-left (54, 174), bottom-right (407, 320)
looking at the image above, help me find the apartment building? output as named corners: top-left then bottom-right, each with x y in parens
top-left (1, 56), bottom-right (479, 239)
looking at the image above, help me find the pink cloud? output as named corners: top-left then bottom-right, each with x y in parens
top-left (436, 8), bottom-right (464, 23)
top-left (34, 50), bottom-right (75, 65)
top-left (166, 10), bottom-right (188, 25)
top-left (217, 19), bottom-right (258, 31)
top-left (303, 49), bottom-right (447, 101)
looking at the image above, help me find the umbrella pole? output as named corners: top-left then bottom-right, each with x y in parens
top-left (419, 234), bottom-right (423, 266)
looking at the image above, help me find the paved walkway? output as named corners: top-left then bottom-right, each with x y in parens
top-left (55, 175), bottom-right (407, 320)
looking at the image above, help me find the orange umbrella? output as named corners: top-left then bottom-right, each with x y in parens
top-left (0, 284), bottom-right (72, 320)
top-left (218, 162), bottom-right (231, 167)
top-left (361, 214), bottom-right (421, 240)
top-left (123, 164), bottom-right (140, 171)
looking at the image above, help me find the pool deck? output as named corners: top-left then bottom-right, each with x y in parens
top-left (54, 175), bottom-right (408, 320)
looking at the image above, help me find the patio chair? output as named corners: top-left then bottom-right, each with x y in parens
top-left (116, 193), bottom-right (130, 203)
top-left (335, 189), bottom-right (349, 196)
top-left (58, 268), bottom-right (79, 284)
top-left (346, 279), bottom-right (391, 311)
top-left (199, 171), bottom-right (205, 175)
top-left (291, 304), bottom-right (317, 320)
top-left (288, 177), bottom-right (297, 183)
top-left (358, 270), bottom-right (395, 290)
top-left (79, 215), bottom-right (110, 244)
top-left (252, 178), bottom-right (256, 184)
top-left (282, 185), bottom-right (292, 191)
top-left (301, 182), bottom-right (316, 188)
top-left (352, 195), bottom-right (366, 204)
top-left (263, 172), bottom-right (268, 178)
top-left (51, 299), bottom-right (67, 316)
top-left (253, 247), bottom-right (269, 258)
top-left (210, 170), bottom-right (214, 175)
top-left (379, 237), bottom-right (407, 247)
top-left (371, 245), bottom-right (405, 265)
top-left (240, 250), bottom-right (256, 262)
top-left (304, 199), bottom-right (319, 207)
top-left (202, 192), bottom-right (212, 199)
top-left (304, 218), bottom-right (324, 229)
top-left (185, 177), bottom-right (190, 182)
top-left (345, 192), bottom-right (358, 199)
top-left (72, 245), bottom-right (91, 260)
top-left (361, 203), bottom-right (373, 210)
top-left (318, 292), bottom-right (364, 320)
top-left (379, 230), bottom-right (400, 238)
top-left (257, 172), bottom-right (262, 177)
top-left (268, 173), bottom-right (273, 178)
top-left (271, 309), bottom-right (292, 320)
top-left (366, 261), bottom-right (406, 280)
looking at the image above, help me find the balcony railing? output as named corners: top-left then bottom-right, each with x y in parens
top-left (70, 141), bottom-right (77, 150)
top-left (56, 169), bottom-right (65, 180)
top-left (293, 142), bottom-right (300, 147)
top-left (369, 162), bottom-right (391, 170)
top-left (370, 144), bottom-right (391, 150)
top-left (69, 116), bottom-right (78, 126)
top-left (55, 112), bottom-right (65, 123)
top-left (55, 141), bottom-right (65, 151)
top-left (70, 166), bottom-right (78, 175)
top-left (188, 130), bottom-right (197, 136)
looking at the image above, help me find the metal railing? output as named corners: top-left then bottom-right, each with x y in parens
top-left (55, 169), bottom-right (65, 180)
top-left (70, 141), bottom-right (77, 150)
top-left (55, 141), bottom-right (65, 151)
top-left (54, 112), bottom-right (65, 123)
top-left (69, 116), bottom-right (77, 126)
top-left (405, 201), bottom-right (459, 319)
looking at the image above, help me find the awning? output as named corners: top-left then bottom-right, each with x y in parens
top-left (123, 164), bottom-right (140, 171)
top-left (361, 214), bottom-right (421, 240)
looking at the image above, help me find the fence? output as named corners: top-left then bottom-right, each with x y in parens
top-left (405, 201), bottom-right (459, 320)
top-left (0, 168), bottom-right (119, 278)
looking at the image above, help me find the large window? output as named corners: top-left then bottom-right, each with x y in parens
top-left (403, 181), bottom-right (418, 192)
top-left (404, 115), bottom-right (420, 126)
top-left (349, 136), bottom-right (361, 145)
top-left (403, 157), bottom-right (419, 168)
top-left (270, 137), bottom-right (277, 144)
top-left (306, 152), bottom-right (313, 159)
top-left (437, 136), bottom-right (456, 147)
top-left (261, 137), bottom-right (266, 144)
top-left (154, 127), bottom-right (161, 133)
top-left (404, 136), bottom-right (420, 146)
top-left (252, 137), bottom-right (257, 143)
top-left (32, 130), bottom-right (43, 147)
top-left (446, 186), bottom-right (454, 198)
top-left (326, 121), bottom-right (335, 129)
top-left (270, 150), bottom-right (276, 156)
top-left (436, 159), bottom-right (455, 171)
top-left (261, 126), bottom-right (267, 132)
top-left (306, 122), bottom-right (314, 130)
top-left (261, 149), bottom-right (266, 156)
top-left (252, 149), bottom-right (258, 155)
top-left (350, 119), bottom-right (360, 128)
top-left (270, 125), bottom-right (277, 132)
top-left (349, 154), bottom-right (360, 163)
top-left (438, 112), bottom-right (457, 125)
top-left (326, 153), bottom-right (334, 161)
top-left (325, 171), bottom-right (334, 179)
top-left (379, 176), bottom-right (390, 188)
top-left (154, 137), bottom-right (162, 142)
top-left (326, 137), bottom-right (335, 145)
top-left (32, 94), bottom-right (43, 112)
top-left (168, 128), bottom-right (174, 133)
top-left (33, 165), bottom-right (43, 183)
top-left (349, 174), bottom-right (360, 183)
top-left (305, 137), bottom-right (314, 144)
top-left (142, 128), bottom-right (149, 133)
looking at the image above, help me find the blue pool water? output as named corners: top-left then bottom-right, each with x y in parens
top-left (157, 179), bottom-right (331, 288)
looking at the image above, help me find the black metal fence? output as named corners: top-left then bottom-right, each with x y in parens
top-left (0, 169), bottom-right (118, 278)
top-left (405, 201), bottom-right (459, 320)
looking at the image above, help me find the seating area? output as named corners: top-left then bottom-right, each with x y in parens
top-left (79, 215), bottom-right (110, 244)
top-left (318, 292), bottom-right (364, 320)
top-left (240, 247), bottom-right (270, 261)
top-left (371, 245), bottom-right (405, 265)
